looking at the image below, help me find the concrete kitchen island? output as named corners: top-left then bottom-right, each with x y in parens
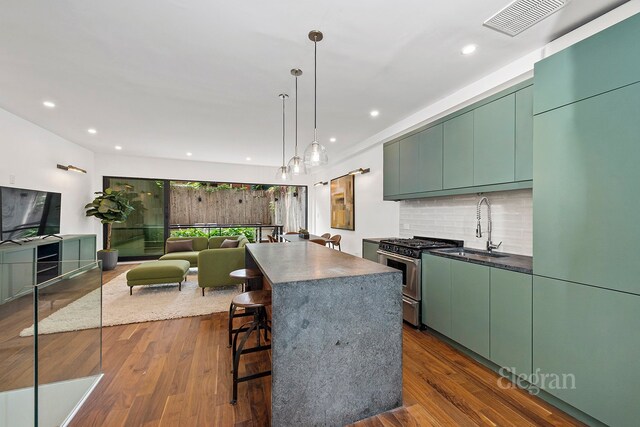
top-left (245, 242), bottom-right (403, 427)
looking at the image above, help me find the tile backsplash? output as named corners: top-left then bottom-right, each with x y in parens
top-left (399, 189), bottom-right (532, 256)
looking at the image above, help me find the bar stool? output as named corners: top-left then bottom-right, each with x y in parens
top-left (230, 290), bottom-right (272, 405)
top-left (228, 269), bottom-right (263, 347)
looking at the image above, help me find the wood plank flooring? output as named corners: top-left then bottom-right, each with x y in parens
top-left (53, 264), bottom-right (579, 426)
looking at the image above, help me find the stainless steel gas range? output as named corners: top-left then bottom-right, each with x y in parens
top-left (377, 236), bottom-right (463, 326)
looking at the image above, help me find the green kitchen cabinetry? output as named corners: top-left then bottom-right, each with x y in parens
top-left (383, 141), bottom-right (400, 197)
top-left (490, 268), bottom-right (532, 376)
top-left (473, 94), bottom-right (515, 186)
top-left (422, 254), bottom-right (452, 336)
top-left (443, 111), bottom-right (474, 189)
top-left (362, 240), bottom-right (379, 263)
top-left (398, 133), bottom-right (421, 195)
top-left (515, 86), bottom-right (533, 181)
top-left (450, 260), bottom-right (490, 359)
top-left (534, 13), bottom-right (640, 115)
top-left (533, 82), bottom-right (640, 295)
top-left (418, 124), bottom-right (443, 192)
top-left (533, 276), bottom-right (640, 427)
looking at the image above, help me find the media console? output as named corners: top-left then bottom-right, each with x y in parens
top-left (0, 234), bottom-right (96, 304)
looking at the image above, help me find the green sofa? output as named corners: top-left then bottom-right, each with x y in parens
top-left (159, 236), bottom-right (250, 295)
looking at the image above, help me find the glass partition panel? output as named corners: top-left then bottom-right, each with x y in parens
top-left (106, 178), bottom-right (166, 258)
top-left (0, 260), bottom-right (35, 427)
top-left (36, 261), bottom-right (102, 427)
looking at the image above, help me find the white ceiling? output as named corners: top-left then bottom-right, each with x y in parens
top-left (0, 0), bottom-right (628, 167)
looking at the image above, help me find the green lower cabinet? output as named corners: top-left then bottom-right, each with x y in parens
top-left (451, 261), bottom-right (490, 359)
top-left (489, 268), bottom-right (532, 376)
top-left (61, 239), bottom-right (81, 274)
top-left (362, 241), bottom-right (379, 263)
top-left (1, 248), bottom-right (36, 302)
top-left (533, 276), bottom-right (640, 426)
top-left (422, 254), bottom-right (452, 336)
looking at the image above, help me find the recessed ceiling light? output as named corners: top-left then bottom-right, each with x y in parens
top-left (246, 157), bottom-right (251, 161)
top-left (43, 101), bottom-right (56, 108)
top-left (461, 44), bottom-right (477, 55)
top-left (370, 110), bottom-right (379, 117)
top-left (87, 128), bottom-right (97, 134)
top-left (186, 152), bottom-right (193, 156)
top-left (114, 145), bottom-right (122, 150)
top-left (329, 137), bottom-right (336, 143)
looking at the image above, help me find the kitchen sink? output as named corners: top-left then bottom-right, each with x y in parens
top-left (439, 247), bottom-right (509, 259)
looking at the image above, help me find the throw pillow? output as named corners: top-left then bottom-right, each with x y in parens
top-left (166, 239), bottom-right (193, 253)
top-left (220, 239), bottom-right (240, 248)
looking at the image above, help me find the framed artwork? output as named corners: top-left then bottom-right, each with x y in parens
top-left (330, 174), bottom-right (355, 230)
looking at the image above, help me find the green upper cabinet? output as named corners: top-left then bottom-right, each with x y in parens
top-left (533, 276), bottom-right (640, 427)
top-left (534, 13), bottom-right (640, 115)
top-left (422, 254), bottom-right (451, 336)
top-left (450, 260), bottom-right (490, 359)
top-left (398, 133), bottom-right (421, 194)
top-left (534, 82), bottom-right (640, 295)
top-left (383, 141), bottom-right (399, 197)
top-left (443, 111), bottom-right (474, 189)
top-left (418, 124), bottom-right (443, 192)
top-left (490, 268), bottom-right (532, 376)
top-left (515, 86), bottom-right (533, 181)
top-left (473, 94), bottom-right (515, 186)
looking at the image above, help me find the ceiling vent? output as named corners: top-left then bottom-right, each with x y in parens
top-left (484, 0), bottom-right (571, 36)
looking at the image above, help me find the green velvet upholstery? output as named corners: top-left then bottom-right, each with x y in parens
top-left (126, 260), bottom-right (190, 294)
top-left (197, 236), bottom-right (249, 294)
top-left (159, 251), bottom-right (199, 266)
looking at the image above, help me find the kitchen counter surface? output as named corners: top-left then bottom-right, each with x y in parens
top-left (428, 248), bottom-right (533, 274)
top-left (246, 241), bottom-right (397, 285)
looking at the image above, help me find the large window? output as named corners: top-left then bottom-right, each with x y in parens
top-left (104, 177), bottom-right (307, 260)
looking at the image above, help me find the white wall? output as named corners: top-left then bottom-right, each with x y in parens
top-left (400, 190), bottom-right (532, 256)
top-left (0, 108), bottom-right (96, 235)
top-left (309, 144), bottom-right (399, 256)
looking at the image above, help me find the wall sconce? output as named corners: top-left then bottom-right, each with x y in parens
top-left (348, 167), bottom-right (370, 176)
top-left (57, 164), bottom-right (87, 174)
top-left (314, 181), bottom-right (328, 187)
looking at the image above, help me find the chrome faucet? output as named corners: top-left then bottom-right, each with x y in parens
top-left (476, 197), bottom-right (502, 252)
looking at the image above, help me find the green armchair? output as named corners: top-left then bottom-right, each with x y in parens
top-left (197, 236), bottom-right (249, 295)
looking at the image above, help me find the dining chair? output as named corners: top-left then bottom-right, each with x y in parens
top-left (321, 233), bottom-right (331, 239)
top-left (267, 235), bottom-right (278, 243)
top-left (309, 238), bottom-right (326, 246)
top-left (329, 234), bottom-right (342, 251)
top-left (285, 231), bottom-right (298, 235)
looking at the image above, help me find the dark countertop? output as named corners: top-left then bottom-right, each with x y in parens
top-left (362, 237), bottom-right (397, 244)
top-left (428, 248), bottom-right (533, 274)
top-left (246, 241), bottom-right (398, 285)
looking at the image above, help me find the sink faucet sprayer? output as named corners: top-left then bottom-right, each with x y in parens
top-left (476, 197), bottom-right (502, 252)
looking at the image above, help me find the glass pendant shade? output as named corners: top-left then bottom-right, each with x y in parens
top-left (303, 140), bottom-right (328, 167)
top-left (287, 155), bottom-right (307, 175)
top-left (276, 165), bottom-right (291, 181)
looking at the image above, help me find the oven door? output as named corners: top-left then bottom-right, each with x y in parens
top-left (377, 250), bottom-right (421, 301)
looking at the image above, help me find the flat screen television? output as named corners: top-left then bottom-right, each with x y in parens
top-left (0, 186), bottom-right (61, 241)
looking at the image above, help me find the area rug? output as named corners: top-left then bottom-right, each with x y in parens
top-left (20, 270), bottom-right (240, 337)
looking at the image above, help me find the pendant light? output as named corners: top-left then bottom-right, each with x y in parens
top-left (276, 93), bottom-right (291, 182)
top-left (287, 68), bottom-right (307, 175)
top-left (303, 30), bottom-right (328, 167)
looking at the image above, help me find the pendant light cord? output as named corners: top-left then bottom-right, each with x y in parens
top-left (313, 36), bottom-right (318, 142)
top-left (295, 74), bottom-right (298, 156)
top-left (282, 95), bottom-right (286, 166)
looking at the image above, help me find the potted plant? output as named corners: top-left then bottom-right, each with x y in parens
top-left (298, 228), bottom-right (310, 239)
top-left (85, 188), bottom-right (134, 270)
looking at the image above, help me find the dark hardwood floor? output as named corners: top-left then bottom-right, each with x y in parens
top-left (4, 263), bottom-right (578, 426)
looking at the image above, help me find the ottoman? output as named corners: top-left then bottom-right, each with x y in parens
top-left (126, 260), bottom-right (191, 295)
